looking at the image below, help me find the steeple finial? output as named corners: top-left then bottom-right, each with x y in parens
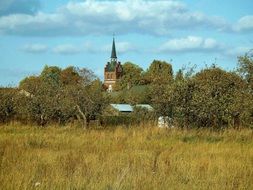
top-left (111, 35), bottom-right (117, 59)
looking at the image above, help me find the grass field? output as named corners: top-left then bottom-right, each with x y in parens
top-left (0, 124), bottom-right (253, 190)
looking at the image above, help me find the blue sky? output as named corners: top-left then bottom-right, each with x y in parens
top-left (0, 0), bottom-right (252, 86)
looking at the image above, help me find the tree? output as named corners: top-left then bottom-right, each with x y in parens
top-left (175, 69), bottom-right (184, 82)
top-left (124, 85), bottom-right (151, 104)
top-left (40, 65), bottom-right (62, 88)
top-left (76, 67), bottom-right (97, 86)
top-left (19, 76), bottom-right (42, 95)
top-left (145, 60), bottom-right (173, 84)
top-left (173, 78), bottom-right (195, 128)
top-left (83, 79), bottom-right (108, 122)
top-left (17, 80), bottom-right (61, 125)
top-left (146, 60), bottom-right (174, 119)
top-left (0, 88), bottom-right (16, 123)
top-left (60, 66), bottom-right (81, 86)
top-left (150, 83), bottom-right (174, 118)
top-left (17, 66), bottom-right (107, 127)
top-left (18, 66), bottom-right (62, 125)
top-left (190, 68), bottom-right (248, 128)
top-left (237, 52), bottom-right (253, 125)
top-left (238, 51), bottom-right (253, 91)
top-left (131, 106), bottom-right (156, 124)
top-left (116, 62), bottom-right (143, 90)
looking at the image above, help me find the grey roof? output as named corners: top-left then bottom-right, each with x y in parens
top-left (110, 104), bottom-right (153, 112)
top-left (111, 104), bottom-right (133, 112)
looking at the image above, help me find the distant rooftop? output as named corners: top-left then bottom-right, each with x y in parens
top-left (110, 104), bottom-right (153, 112)
top-left (111, 104), bottom-right (133, 112)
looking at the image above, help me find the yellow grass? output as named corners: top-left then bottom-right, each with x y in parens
top-left (0, 124), bottom-right (253, 190)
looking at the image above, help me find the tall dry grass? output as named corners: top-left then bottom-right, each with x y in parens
top-left (0, 123), bottom-right (252, 189)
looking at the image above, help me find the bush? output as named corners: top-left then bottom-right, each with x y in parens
top-left (0, 88), bottom-right (16, 123)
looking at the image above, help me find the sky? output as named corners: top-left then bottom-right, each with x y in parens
top-left (0, 0), bottom-right (253, 87)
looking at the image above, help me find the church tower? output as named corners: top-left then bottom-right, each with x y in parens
top-left (104, 37), bottom-right (123, 91)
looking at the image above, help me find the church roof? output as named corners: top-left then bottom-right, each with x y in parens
top-left (105, 37), bottom-right (119, 72)
top-left (105, 60), bottom-right (118, 72)
top-left (111, 37), bottom-right (117, 59)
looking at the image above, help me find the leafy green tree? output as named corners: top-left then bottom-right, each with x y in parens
top-left (146, 60), bottom-right (174, 118)
top-left (0, 88), bottom-right (16, 123)
top-left (109, 85), bottom-right (151, 105)
top-left (116, 62), bottom-right (143, 90)
top-left (60, 66), bottom-right (81, 86)
top-left (150, 83), bottom-right (174, 118)
top-left (76, 67), bottom-right (97, 86)
top-left (125, 85), bottom-right (151, 104)
top-left (19, 76), bottom-right (42, 95)
top-left (175, 69), bottom-right (184, 82)
top-left (238, 52), bottom-right (253, 91)
top-left (84, 79), bottom-right (108, 122)
top-left (16, 81), bottom-right (59, 125)
top-left (237, 52), bottom-right (253, 125)
top-left (131, 106), bottom-right (156, 123)
top-left (190, 68), bottom-right (248, 128)
top-left (17, 66), bottom-right (107, 127)
top-left (40, 65), bottom-right (62, 88)
top-left (173, 78), bottom-right (195, 128)
top-left (146, 60), bottom-right (173, 84)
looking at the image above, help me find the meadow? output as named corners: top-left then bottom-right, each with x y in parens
top-left (0, 124), bottom-right (253, 190)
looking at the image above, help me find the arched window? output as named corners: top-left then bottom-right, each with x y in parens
top-left (107, 73), bottom-right (110, 79)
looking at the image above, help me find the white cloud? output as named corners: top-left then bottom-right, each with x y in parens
top-left (21, 40), bottom-right (137, 55)
top-left (158, 36), bottom-right (222, 53)
top-left (0, 12), bottom-right (66, 36)
top-left (232, 15), bottom-right (253, 32)
top-left (158, 35), bottom-right (252, 57)
top-left (51, 41), bottom-right (136, 55)
top-left (22, 43), bottom-right (48, 53)
top-left (0, 0), bottom-right (228, 36)
top-left (52, 44), bottom-right (81, 55)
top-left (21, 38), bottom-right (250, 58)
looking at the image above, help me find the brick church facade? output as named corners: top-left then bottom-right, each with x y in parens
top-left (104, 38), bottom-right (123, 91)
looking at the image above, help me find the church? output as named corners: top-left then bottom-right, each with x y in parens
top-left (104, 38), bottom-right (123, 91)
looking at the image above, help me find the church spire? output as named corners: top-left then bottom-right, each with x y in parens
top-left (111, 37), bottom-right (117, 60)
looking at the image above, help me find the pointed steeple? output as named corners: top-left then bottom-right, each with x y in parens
top-left (111, 37), bottom-right (117, 60)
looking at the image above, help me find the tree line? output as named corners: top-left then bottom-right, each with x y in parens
top-left (111, 54), bottom-right (253, 128)
top-left (0, 53), bottom-right (253, 128)
top-left (0, 66), bottom-right (107, 128)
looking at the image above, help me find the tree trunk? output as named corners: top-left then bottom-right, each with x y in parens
top-left (76, 105), bottom-right (87, 129)
top-left (233, 113), bottom-right (240, 130)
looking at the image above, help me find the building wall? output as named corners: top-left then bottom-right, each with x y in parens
top-left (104, 63), bottom-right (123, 89)
top-left (104, 71), bottom-right (116, 88)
